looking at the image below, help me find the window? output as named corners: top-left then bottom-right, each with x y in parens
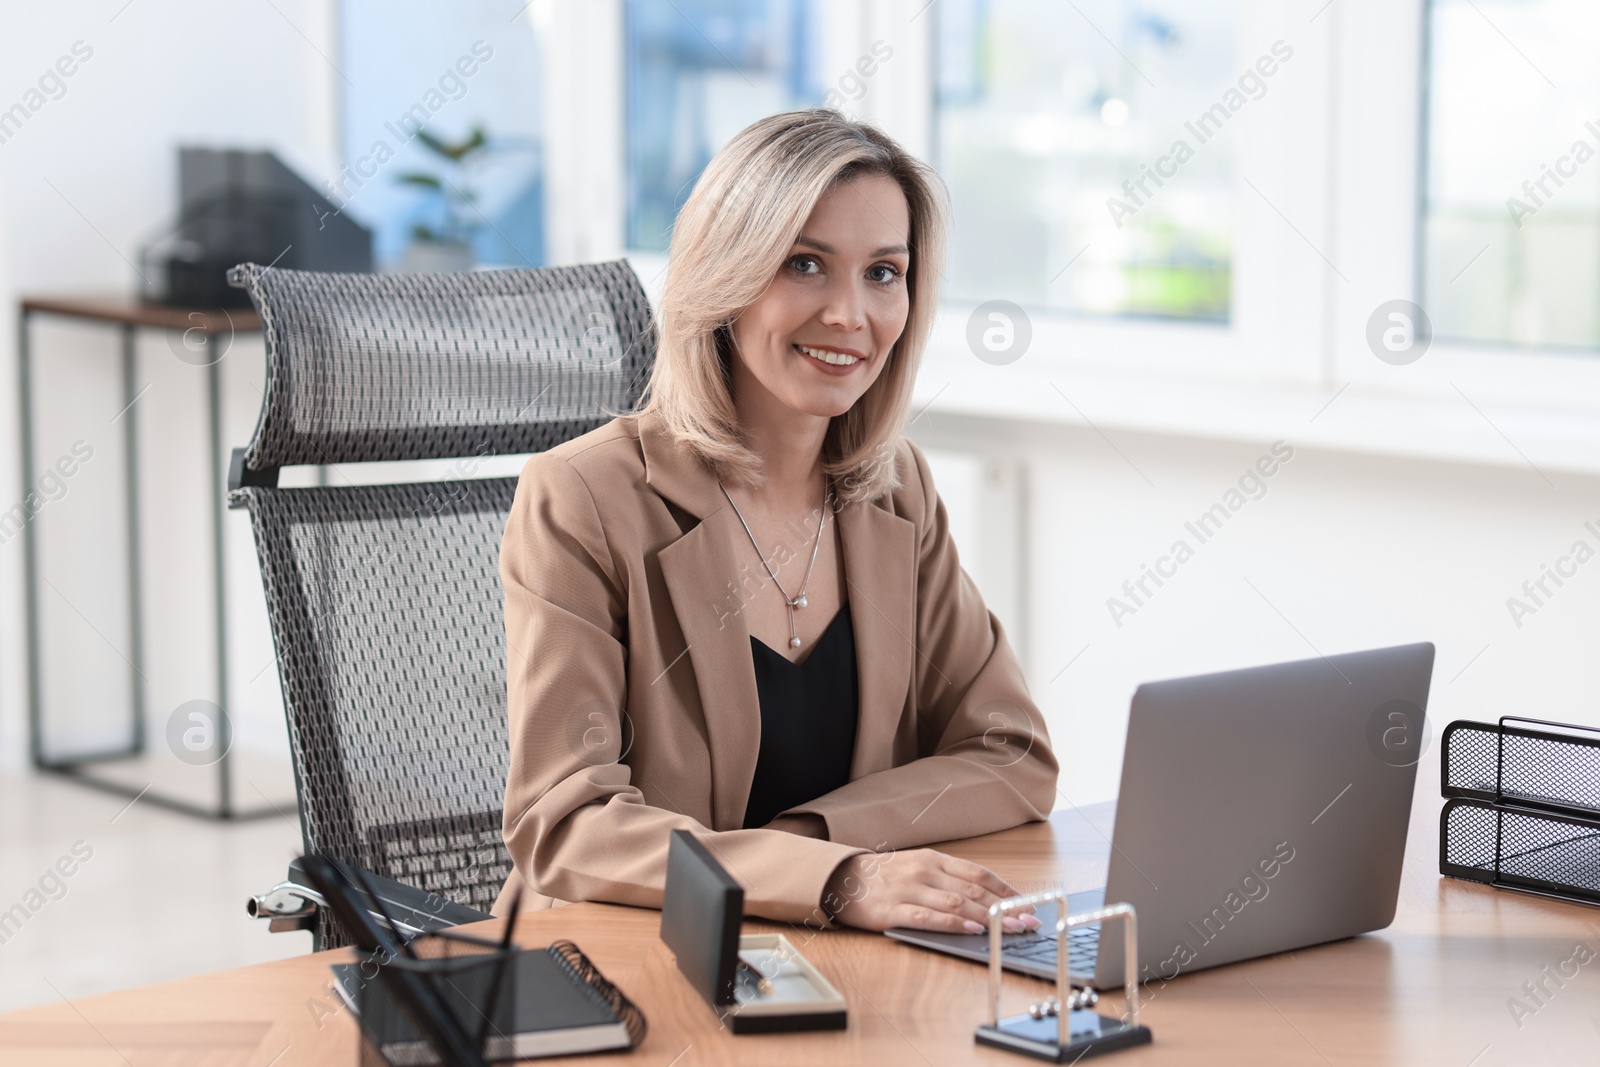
top-left (552, 1), bottom-right (1600, 417)
top-left (337, 0), bottom-right (545, 270)
top-left (933, 0), bottom-right (1241, 322)
top-left (1423, 0), bottom-right (1600, 350)
top-left (623, 0), bottom-right (826, 252)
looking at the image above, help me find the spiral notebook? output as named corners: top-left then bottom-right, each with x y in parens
top-left (332, 940), bottom-right (646, 1064)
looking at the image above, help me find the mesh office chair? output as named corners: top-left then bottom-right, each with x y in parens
top-left (229, 260), bottom-right (656, 949)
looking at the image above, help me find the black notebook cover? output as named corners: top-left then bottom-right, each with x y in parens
top-left (332, 941), bottom-right (643, 1064)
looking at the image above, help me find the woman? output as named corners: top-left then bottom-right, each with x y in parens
top-left (494, 108), bottom-right (1057, 936)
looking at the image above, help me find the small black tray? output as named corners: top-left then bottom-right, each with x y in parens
top-left (1440, 716), bottom-right (1600, 907)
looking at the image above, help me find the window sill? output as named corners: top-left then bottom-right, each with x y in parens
top-left (911, 355), bottom-right (1600, 482)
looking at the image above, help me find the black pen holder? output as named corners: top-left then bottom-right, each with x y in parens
top-left (353, 929), bottom-right (518, 1066)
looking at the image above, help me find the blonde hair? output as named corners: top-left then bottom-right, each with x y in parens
top-left (630, 108), bottom-right (950, 506)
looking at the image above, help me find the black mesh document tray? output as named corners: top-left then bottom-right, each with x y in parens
top-left (1440, 716), bottom-right (1600, 907)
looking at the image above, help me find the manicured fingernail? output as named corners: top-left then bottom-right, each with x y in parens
top-left (1001, 917), bottom-right (1025, 933)
top-left (1022, 914), bottom-right (1042, 930)
top-left (964, 920), bottom-right (985, 934)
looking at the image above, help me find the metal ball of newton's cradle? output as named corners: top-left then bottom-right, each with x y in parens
top-left (1026, 987), bottom-right (1099, 1019)
top-left (1026, 999), bottom-right (1058, 1020)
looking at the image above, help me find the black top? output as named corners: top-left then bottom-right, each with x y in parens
top-left (741, 602), bottom-right (860, 830)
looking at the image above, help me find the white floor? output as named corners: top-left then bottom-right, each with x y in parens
top-left (0, 761), bottom-right (310, 1013)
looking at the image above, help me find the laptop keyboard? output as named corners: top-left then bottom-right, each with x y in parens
top-left (1004, 925), bottom-right (1100, 973)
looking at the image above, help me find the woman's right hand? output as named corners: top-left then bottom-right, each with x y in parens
top-left (822, 849), bottom-right (1040, 934)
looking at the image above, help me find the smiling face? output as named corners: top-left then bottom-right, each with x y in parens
top-left (727, 172), bottom-right (912, 424)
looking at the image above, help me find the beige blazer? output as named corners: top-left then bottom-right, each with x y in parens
top-left (493, 408), bottom-right (1058, 923)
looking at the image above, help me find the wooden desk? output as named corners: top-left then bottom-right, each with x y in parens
top-left (17, 294), bottom-right (274, 822)
top-left (21, 294), bottom-right (261, 334)
top-left (3, 784), bottom-right (1598, 1066)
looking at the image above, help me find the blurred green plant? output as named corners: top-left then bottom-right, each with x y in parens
top-left (395, 125), bottom-right (492, 244)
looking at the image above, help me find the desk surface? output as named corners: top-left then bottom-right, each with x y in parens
top-left (3, 782), bottom-right (1597, 1066)
top-left (22, 293), bottom-right (261, 333)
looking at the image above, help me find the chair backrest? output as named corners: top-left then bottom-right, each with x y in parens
top-left (227, 261), bottom-right (655, 946)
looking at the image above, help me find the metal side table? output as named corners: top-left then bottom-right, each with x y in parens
top-left (17, 294), bottom-right (280, 820)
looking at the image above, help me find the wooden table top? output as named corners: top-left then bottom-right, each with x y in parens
top-left (21, 293), bottom-right (261, 333)
top-left (3, 773), bottom-right (1597, 1066)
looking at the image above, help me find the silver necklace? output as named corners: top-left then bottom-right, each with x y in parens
top-left (718, 477), bottom-right (832, 649)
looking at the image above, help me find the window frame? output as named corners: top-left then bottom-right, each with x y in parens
top-left (535, 0), bottom-right (1600, 455)
top-left (1331, 0), bottom-right (1600, 417)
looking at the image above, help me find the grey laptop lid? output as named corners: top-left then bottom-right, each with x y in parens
top-left (1095, 641), bottom-right (1435, 988)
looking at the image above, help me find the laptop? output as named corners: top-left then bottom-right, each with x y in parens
top-left (886, 642), bottom-right (1435, 989)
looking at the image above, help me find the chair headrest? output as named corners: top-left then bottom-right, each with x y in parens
top-left (228, 259), bottom-right (655, 472)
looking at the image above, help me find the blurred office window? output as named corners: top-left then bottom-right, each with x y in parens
top-left (337, 0), bottom-right (545, 270)
top-left (934, 0), bottom-right (1238, 322)
top-left (1423, 0), bottom-right (1600, 350)
top-left (624, 0), bottom-right (827, 252)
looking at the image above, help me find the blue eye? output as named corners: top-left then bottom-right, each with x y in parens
top-left (790, 255), bottom-right (821, 274)
top-left (869, 264), bottom-right (903, 285)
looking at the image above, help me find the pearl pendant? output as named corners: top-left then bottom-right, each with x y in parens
top-left (795, 594), bottom-right (808, 609)
top-left (790, 636), bottom-right (802, 648)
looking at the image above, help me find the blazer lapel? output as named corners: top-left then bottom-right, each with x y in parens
top-left (837, 496), bottom-right (916, 779)
top-left (639, 410), bottom-right (917, 827)
top-left (640, 413), bottom-right (761, 830)
top-left (656, 512), bottom-right (765, 831)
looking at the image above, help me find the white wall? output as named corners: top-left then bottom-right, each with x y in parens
top-left (0, 1), bottom-right (340, 768)
top-left (913, 411), bottom-right (1600, 806)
